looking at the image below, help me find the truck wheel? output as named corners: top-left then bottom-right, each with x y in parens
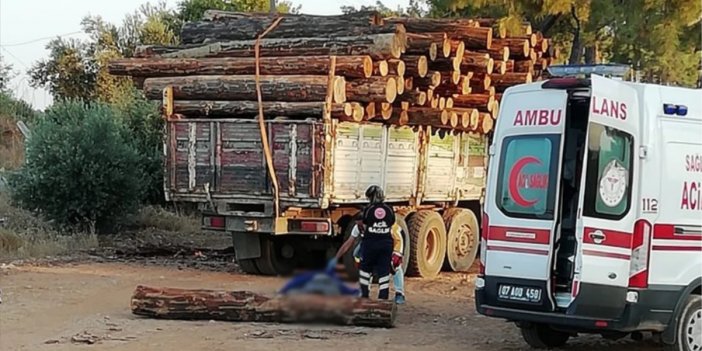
top-left (520, 324), bottom-right (570, 349)
top-left (255, 237), bottom-right (295, 276)
top-left (442, 208), bottom-right (479, 272)
top-left (238, 259), bottom-right (261, 274)
top-left (395, 213), bottom-right (411, 273)
top-left (666, 294), bottom-right (702, 351)
top-left (406, 210), bottom-right (447, 278)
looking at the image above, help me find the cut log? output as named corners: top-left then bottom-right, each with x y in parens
top-left (346, 77), bottom-right (397, 103)
top-left (339, 102), bottom-right (365, 122)
top-left (453, 94), bottom-right (494, 110)
top-left (135, 34), bottom-right (404, 60)
top-left (448, 111), bottom-right (459, 128)
top-left (470, 73), bottom-right (491, 91)
top-left (413, 71), bottom-right (442, 89)
top-left (180, 13), bottom-right (404, 44)
top-left (396, 89), bottom-right (428, 106)
top-left (514, 60), bottom-right (535, 74)
top-left (144, 75), bottom-right (346, 103)
top-left (395, 76), bottom-right (405, 95)
top-left (491, 100), bottom-right (500, 118)
top-left (471, 85), bottom-right (495, 96)
top-left (386, 109), bottom-right (409, 125)
top-left (457, 55), bottom-right (494, 74)
top-left (201, 10), bottom-right (382, 25)
top-left (374, 60), bottom-right (389, 76)
top-left (365, 102), bottom-right (377, 119)
top-left (130, 285), bottom-right (395, 328)
top-left (379, 102), bottom-right (393, 120)
top-left (480, 46), bottom-right (509, 61)
top-left (401, 107), bottom-right (450, 127)
top-left (445, 97), bottom-right (454, 109)
top-left (475, 18), bottom-right (507, 39)
top-left (438, 97), bottom-right (447, 110)
top-left (404, 77), bottom-right (413, 91)
top-left (387, 18), bottom-right (491, 50)
top-left (429, 57), bottom-right (460, 72)
top-left (385, 17), bottom-right (478, 32)
top-left (109, 56), bottom-right (373, 79)
top-left (504, 60), bottom-right (514, 73)
top-left (492, 72), bottom-right (532, 92)
top-left (170, 100), bottom-right (354, 118)
top-left (449, 108), bottom-right (479, 129)
top-left (404, 34), bottom-right (440, 61)
top-left (434, 73), bottom-right (470, 95)
top-left (478, 112), bottom-right (494, 134)
top-left (403, 55), bottom-right (428, 78)
top-left (387, 59), bottom-right (406, 77)
top-left (440, 39), bottom-right (465, 60)
top-left (492, 38), bottom-right (530, 59)
top-left (494, 60), bottom-right (507, 74)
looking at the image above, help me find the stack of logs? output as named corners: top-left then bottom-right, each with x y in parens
top-left (109, 10), bottom-right (557, 134)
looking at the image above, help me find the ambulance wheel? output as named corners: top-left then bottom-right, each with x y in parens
top-left (406, 210), bottom-right (447, 278)
top-left (442, 208), bottom-right (479, 272)
top-left (666, 294), bottom-right (702, 351)
top-left (237, 259), bottom-right (261, 274)
top-left (255, 237), bottom-right (295, 276)
top-left (520, 324), bottom-right (570, 349)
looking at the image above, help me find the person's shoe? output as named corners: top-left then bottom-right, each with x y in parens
top-left (395, 293), bottom-right (405, 304)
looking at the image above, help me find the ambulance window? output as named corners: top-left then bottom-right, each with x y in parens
top-left (582, 123), bottom-right (634, 219)
top-left (496, 135), bottom-right (560, 219)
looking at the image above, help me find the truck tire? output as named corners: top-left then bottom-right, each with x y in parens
top-left (665, 294), bottom-right (702, 351)
top-left (520, 324), bottom-right (570, 349)
top-left (406, 210), bottom-right (447, 278)
top-left (255, 237), bottom-right (295, 276)
top-left (442, 208), bottom-right (480, 272)
top-left (238, 259), bottom-right (261, 274)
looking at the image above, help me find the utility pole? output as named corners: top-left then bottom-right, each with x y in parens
top-left (270, 0), bottom-right (276, 15)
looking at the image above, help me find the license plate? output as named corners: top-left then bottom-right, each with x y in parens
top-left (498, 284), bottom-right (542, 304)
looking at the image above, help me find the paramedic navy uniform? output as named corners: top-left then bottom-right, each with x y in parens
top-left (358, 203), bottom-right (395, 299)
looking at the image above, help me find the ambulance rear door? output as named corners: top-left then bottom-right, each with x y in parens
top-left (570, 74), bottom-right (640, 319)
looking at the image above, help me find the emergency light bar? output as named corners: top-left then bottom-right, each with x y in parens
top-left (547, 64), bottom-right (631, 78)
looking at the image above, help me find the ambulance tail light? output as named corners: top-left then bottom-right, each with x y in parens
top-left (479, 212), bottom-right (489, 275)
top-left (629, 219), bottom-right (652, 288)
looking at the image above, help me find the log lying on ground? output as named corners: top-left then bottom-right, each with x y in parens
top-left (131, 285), bottom-right (396, 328)
top-left (180, 12), bottom-right (401, 44)
top-left (109, 56), bottom-right (373, 79)
top-left (135, 33), bottom-right (404, 60)
top-left (143, 75), bottom-right (346, 103)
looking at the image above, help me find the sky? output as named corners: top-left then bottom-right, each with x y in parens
top-left (0, 0), bottom-right (413, 110)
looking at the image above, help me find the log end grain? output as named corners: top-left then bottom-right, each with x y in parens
top-left (380, 102), bottom-right (393, 120)
top-left (386, 77), bottom-right (398, 103)
top-left (377, 60), bottom-right (389, 77)
top-left (396, 76), bottom-right (405, 95)
top-left (429, 43), bottom-right (438, 61)
top-left (440, 109), bottom-right (450, 125)
top-left (449, 111), bottom-right (459, 128)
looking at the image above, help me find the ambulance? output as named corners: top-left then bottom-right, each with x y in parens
top-left (475, 64), bottom-right (702, 350)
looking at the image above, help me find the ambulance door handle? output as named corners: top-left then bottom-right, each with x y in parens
top-left (588, 231), bottom-right (606, 244)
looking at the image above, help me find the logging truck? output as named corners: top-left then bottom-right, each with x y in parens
top-left (164, 115), bottom-right (488, 277)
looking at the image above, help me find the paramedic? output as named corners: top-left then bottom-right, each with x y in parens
top-left (333, 185), bottom-right (395, 300)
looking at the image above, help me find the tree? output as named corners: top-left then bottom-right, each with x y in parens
top-left (0, 55), bottom-right (15, 93)
top-left (423, 0), bottom-right (701, 86)
top-left (9, 101), bottom-right (144, 233)
top-left (176, 0), bottom-right (300, 23)
top-left (28, 38), bottom-right (98, 101)
top-left (340, 0), bottom-right (427, 17)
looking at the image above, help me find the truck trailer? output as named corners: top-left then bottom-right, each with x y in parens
top-left (164, 116), bottom-right (488, 277)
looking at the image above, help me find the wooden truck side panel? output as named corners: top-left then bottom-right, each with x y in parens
top-left (164, 119), bottom-right (487, 209)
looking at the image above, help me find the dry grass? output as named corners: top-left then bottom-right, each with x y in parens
top-left (0, 193), bottom-right (98, 260)
top-left (130, 206), bottom-right (200, 234)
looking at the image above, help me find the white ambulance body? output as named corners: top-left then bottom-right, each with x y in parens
top-left (476, 71), bottom-right (702, 350)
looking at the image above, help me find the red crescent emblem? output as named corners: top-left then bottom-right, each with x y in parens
top-left (508, 156), bottom-right (542, 207)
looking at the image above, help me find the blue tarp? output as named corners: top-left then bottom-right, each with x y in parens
top-left (279, 269), bottom-right (359, 296)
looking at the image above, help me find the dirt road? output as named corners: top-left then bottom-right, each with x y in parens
top-left (0, 263), bottom-right (662, 351)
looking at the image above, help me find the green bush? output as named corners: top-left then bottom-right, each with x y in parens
top-left (9, 100), bottom-right (144, 233)
top-left (113, 88), bottom-right (164, 205)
